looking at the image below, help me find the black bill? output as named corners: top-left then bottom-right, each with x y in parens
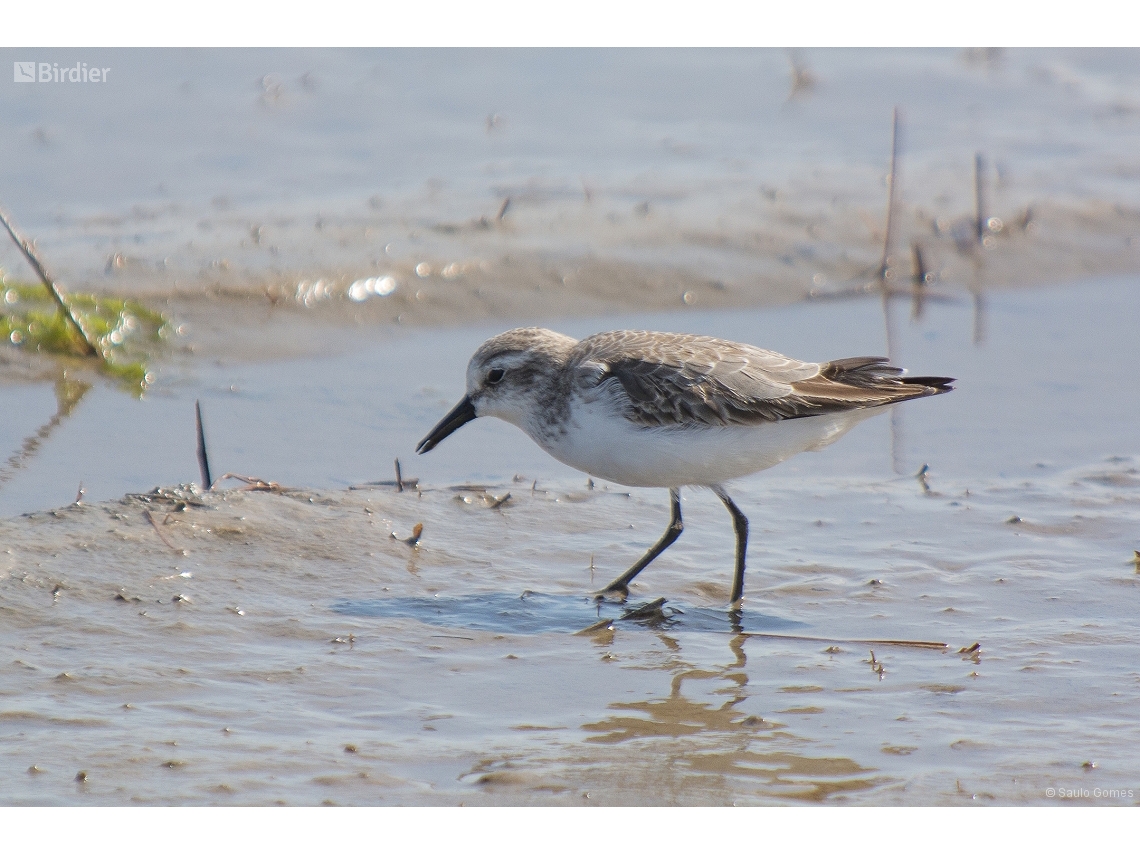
top-left (416, 396), bottom-right (477, 453)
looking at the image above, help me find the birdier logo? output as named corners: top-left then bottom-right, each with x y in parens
top-left (13, 61), bottom-right (110, 83)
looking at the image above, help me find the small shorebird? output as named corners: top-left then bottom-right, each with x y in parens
top-left (417, 328), bottom-right (952, 608)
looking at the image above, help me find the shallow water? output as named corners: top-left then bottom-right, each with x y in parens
top-left (2, 48), bottom-right (1139, 304)
top-left (2, 276), bottom-right (1139, 805)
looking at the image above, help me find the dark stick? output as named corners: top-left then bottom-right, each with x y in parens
top-left (496, 197), bottom-right (511, 222)
top-left (744, 632), bottom-right (947, 650)
top-left (195, 400), bottom-right (213, 491)
top-left (880, 289), bottom-right (903, 474)
top-left (912, 241), bottom-right (928, 287)
top-left (144, 509), bottom-right (181, 553)
top-left (0, 204), bottom-right (99, 358)
top-left (911, 241), bottom-right (929, 321)
top-left (878, 107), bottom-right (901, 281)
top-left (974, 152), bottom-right (986, 244)
top-left (394, 458), bottom-right (404, 492)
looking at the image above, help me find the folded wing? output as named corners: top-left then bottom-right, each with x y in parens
top-left (572, 330), bottom-right (953, 428)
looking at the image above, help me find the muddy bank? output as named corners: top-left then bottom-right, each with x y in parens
top-left (2, 444), bottom-right (1138, 805)
top-left (158, 196), bottom-right (1140, 361)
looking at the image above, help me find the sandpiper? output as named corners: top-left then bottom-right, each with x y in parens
top-left (417, 328), bottom-right (952, 608)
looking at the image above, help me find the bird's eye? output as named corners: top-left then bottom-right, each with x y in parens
top-left (486, 368), bottom-right (505, 385)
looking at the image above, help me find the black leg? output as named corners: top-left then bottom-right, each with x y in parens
top-left (713, 486), bottom-right (749, 608)
top-left (598, 487), bottom-right (683, 599)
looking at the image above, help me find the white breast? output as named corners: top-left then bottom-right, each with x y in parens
top-left (526, 396), bottom-right (884, 488)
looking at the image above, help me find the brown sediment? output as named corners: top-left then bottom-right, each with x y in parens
top-left (30, 191), bottom-right (1135, 367)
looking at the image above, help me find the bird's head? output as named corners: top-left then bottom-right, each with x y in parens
top-left (416, 327), bottom-right (578, 453)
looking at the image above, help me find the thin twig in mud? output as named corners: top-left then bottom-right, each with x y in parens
top-left (868, 650), bottom-right (885, 679)
top-left (349, 476), bottom-right (419, 490)
top-left (966, 242), bottom-right (988, 346)
top-left (742, 632), bottom-right (948, 650)
top-left (496, 197), bottom-right (511, 222)
top-left (910, 242), bottom-right (929, 321)
top-left (0, 204), bottom-right (100, 358)
top-left (484, 491), bottom-right (511, 509)
top-left (878, 107), bottom-right (901, 281)
top-left (875, 112), bottom-right (902, 478)
top-left (912, 242), bottom-right (928, 287)
top-left (915, 463), bottom-right (931, 494)
top-left (881, 280), bottom-right (903, 474)
top-left (394, 458), bottom-right (404, 492)
top-left (570, 609), bottom-right (948, 649)
top-left (974, 152), bottom-right (986, 245)
top-left (143, 509), bottom-right (183, 554)
top-left (217, 473), bottom-right (283, 492)
top-left (195, 400), bottom-right (212, 491)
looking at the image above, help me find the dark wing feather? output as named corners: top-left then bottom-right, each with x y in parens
top-left (572, 332), bottom-right (953, 428)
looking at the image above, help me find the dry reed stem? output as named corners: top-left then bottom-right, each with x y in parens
top-left (0, 204), bottom-right (100, 358)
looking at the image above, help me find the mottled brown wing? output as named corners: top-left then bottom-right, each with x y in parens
top-left (572, 331), bottom-right (952, 428)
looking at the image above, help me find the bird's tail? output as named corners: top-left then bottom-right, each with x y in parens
top-left (900, 374), bottom-right (955, 394)
top-left (821, 356), bottom-right (954, 395)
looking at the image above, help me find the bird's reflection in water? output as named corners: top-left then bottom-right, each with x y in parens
top-left (579, 627), bottom-right (882, 802)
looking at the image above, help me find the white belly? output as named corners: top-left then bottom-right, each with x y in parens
top-left (525, 399), bottom-right (885, 488)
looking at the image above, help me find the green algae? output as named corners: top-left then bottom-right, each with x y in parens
top-left (0, 282), bottom-right (169, 394)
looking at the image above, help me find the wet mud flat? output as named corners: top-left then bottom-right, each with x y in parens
top-left (1, 452), bottom-right (1138, 806)
top-left (2, 277), bottom-right (1140, 805)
